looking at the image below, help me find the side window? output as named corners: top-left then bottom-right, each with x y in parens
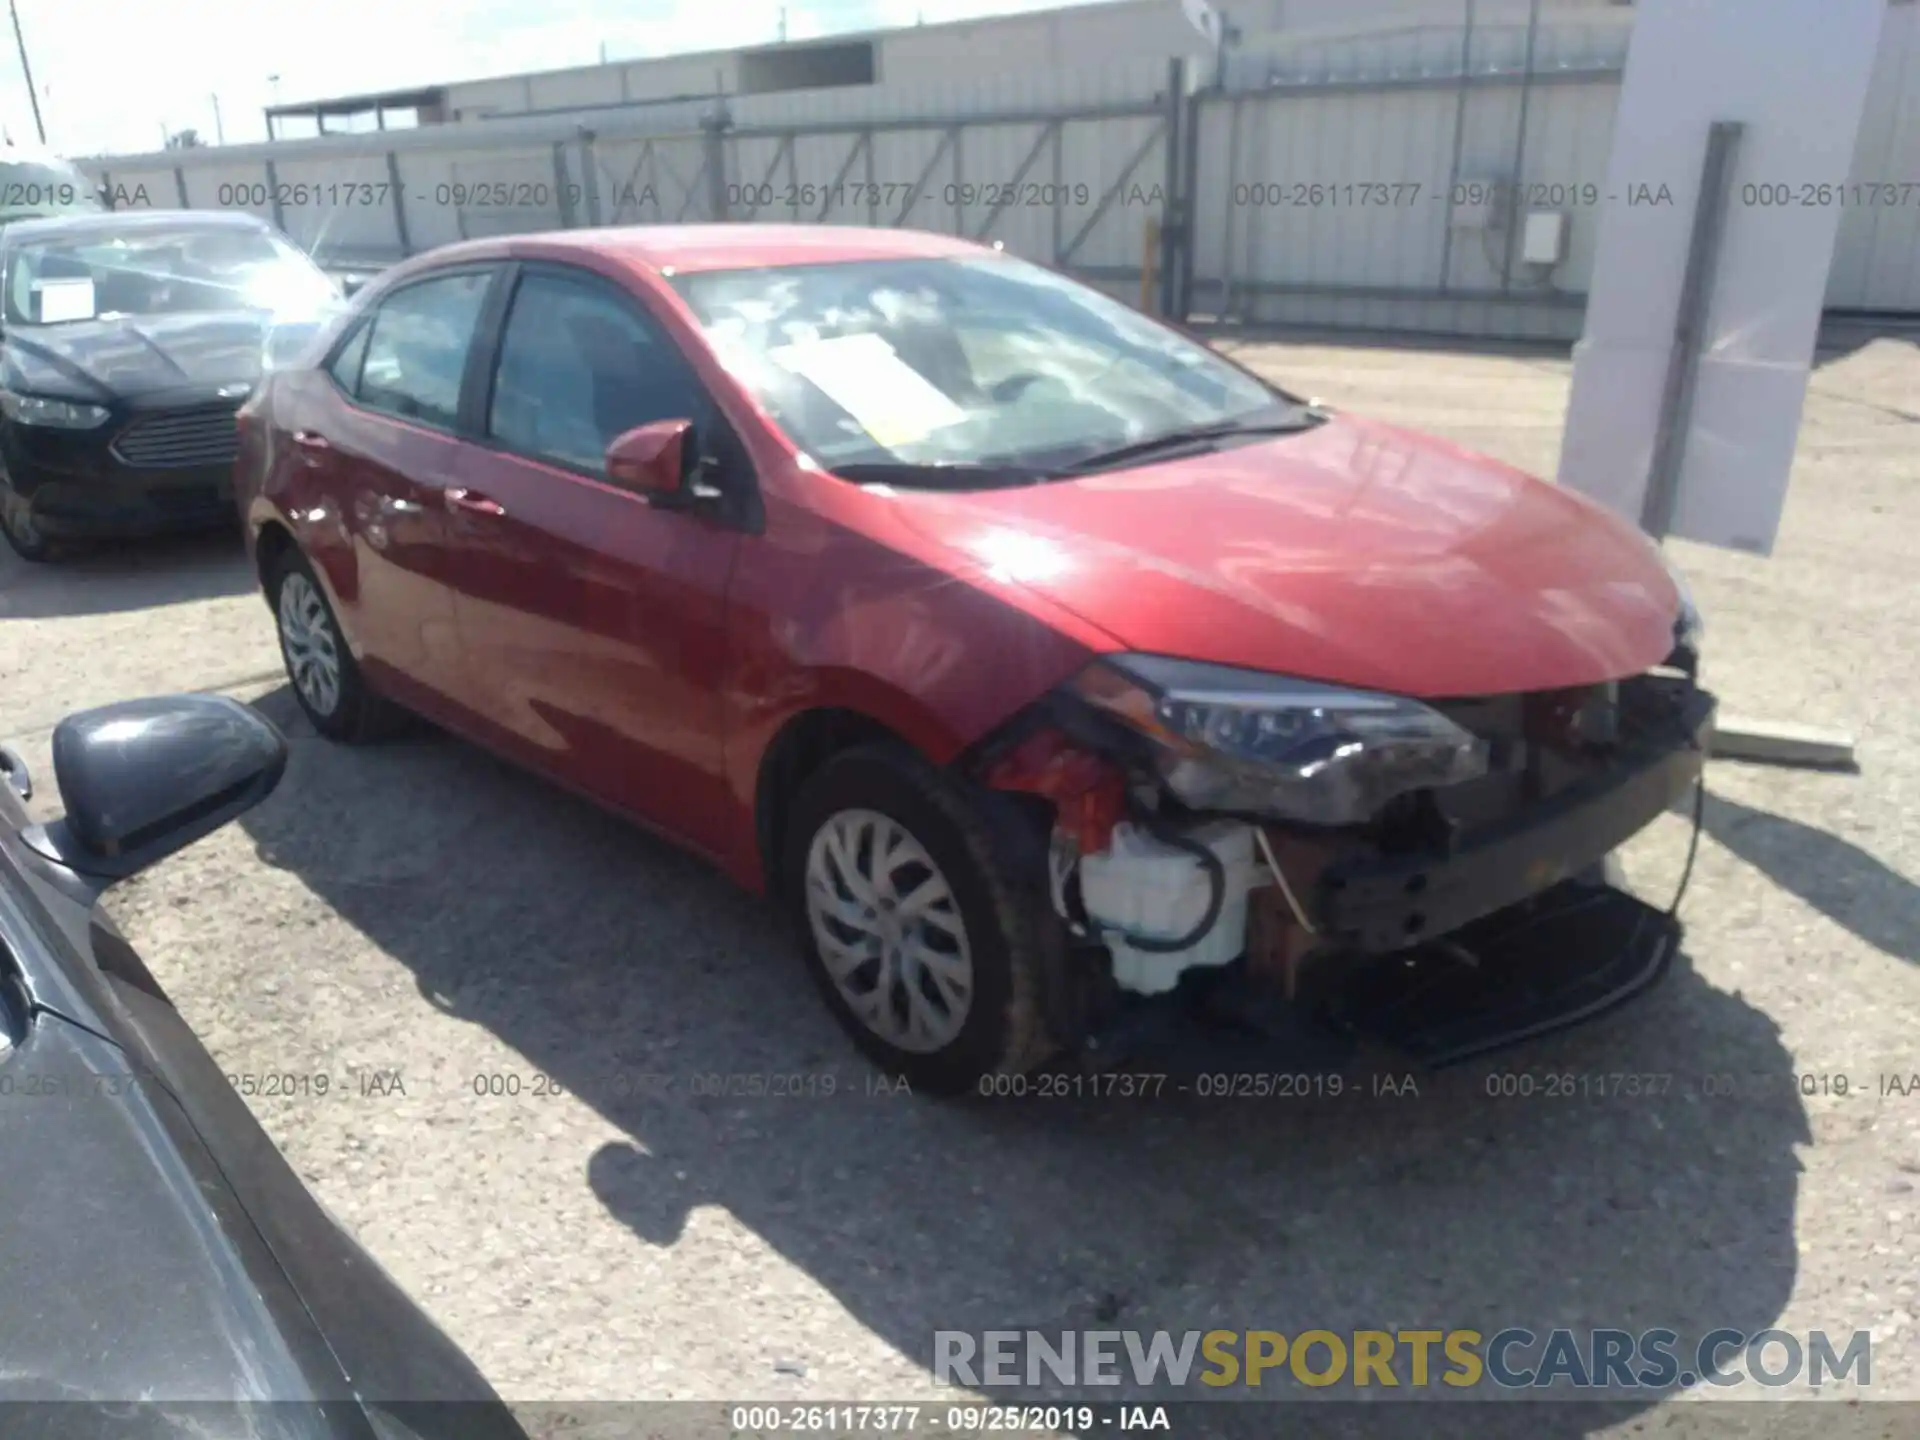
top-left (487, 271), bottom-right (703, 475)
top-left (327, 321), bottom-right (370, 394)
top-left (356, 271), bottom-right (491, 428)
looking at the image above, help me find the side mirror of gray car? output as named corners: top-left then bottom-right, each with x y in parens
top-left (22, 695), bottom-right (286, 882)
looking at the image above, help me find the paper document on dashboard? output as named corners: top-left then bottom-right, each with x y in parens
top-left (770, 331), bottom-right (967, 449)
top-left (34, 279), bottom-right (97, 323)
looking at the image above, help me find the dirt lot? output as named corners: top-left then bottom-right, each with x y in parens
top-left (2, 332), bottom-right (1916, 1437)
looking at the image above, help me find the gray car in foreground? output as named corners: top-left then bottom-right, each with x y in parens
top-left (0, 693), bottom-right (527, 1440)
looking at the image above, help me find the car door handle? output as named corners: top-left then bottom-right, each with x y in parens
top-left (445, 487), bottom-right (505, 517)
top-left (378, 496), bottom-right (423, 515)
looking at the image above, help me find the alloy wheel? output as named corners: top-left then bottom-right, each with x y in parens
top-left (804, 807), bottom-right (975, 1053)
top-left (277, 571), bottom-right (343, 718)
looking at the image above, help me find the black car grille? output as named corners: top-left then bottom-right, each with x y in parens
top-left (110, 405), bottom-right (241, 470)
top-left (148, 485), bottom-right (226, 515)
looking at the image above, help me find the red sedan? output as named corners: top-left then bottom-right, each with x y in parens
top-left (235, 225), bottom-right (1713, 1093)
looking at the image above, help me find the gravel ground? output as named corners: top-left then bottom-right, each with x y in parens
top-left (1, 332), bottom-right (1915, 1439)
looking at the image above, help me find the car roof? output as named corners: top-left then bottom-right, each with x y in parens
top-left (410, 224), bottom-right (995, 279)
top-left (0, 209), bottom-right (275, 245)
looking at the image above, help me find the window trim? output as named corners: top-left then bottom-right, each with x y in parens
top-left (325, 317), bottom-right (372, 397)
top-left (466, 260), bottom-right (764, 534)
top-left (470, 261), bottom-right (713, 476)
top-left (322, 261), bottom-right (504, 437)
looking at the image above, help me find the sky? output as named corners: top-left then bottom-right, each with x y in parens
top-left (2, 0), bottom-right (1112, 157)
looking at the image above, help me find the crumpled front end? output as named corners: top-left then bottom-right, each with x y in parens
top-left (967, 633), bottom-right (1714, 1066)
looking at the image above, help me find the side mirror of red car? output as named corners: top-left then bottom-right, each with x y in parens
top-left (605, 419), bottom-right (694, 497)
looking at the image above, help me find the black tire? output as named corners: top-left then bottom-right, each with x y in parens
top-left (780, 744), bottom-right (1055, 1096)
top-left (0, 480), bottom-right (57, 563)
top-left (267, 546), bottom-right (405, 743)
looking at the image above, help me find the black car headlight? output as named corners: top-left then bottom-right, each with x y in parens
top-left (0, 391), bottom-right (110, 429)
top-left (1070, 653), bottom-right (1489, 827)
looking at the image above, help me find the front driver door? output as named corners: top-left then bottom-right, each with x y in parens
top-left (441, 264), bottom-right (743, 860)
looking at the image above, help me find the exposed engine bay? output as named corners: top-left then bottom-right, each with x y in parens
top-left (970, 648), bottom-right (1716, 1067)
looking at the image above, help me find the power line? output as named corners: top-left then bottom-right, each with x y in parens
top-left (8, 0), bottom-right (46, 145)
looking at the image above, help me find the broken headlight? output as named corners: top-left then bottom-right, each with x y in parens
top-left (1071, 654), bottom-right (1488, 827)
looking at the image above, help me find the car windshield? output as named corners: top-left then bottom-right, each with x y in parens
top-left (669, 254), bottom-right (1295, 480)
top-left (0, 159), bottom-right (105, 225)
top-left (3, 224), bottom-right (339, 328)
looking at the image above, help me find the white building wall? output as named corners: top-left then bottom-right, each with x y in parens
top-left (434, 0), bottom-right (1627, 119)
top-left (1828, 0), bottom-right (1920, 311)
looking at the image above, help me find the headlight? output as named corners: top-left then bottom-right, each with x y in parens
top-left (0, 391), bottom-right (110, 429)
top-left (1662, 549), bottom-right (1704, 656)
top-left (1071, 654), bottom-right (1489, 827)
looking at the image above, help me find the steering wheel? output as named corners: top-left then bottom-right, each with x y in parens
top-left (990, 372), bottom-right (1056, 404)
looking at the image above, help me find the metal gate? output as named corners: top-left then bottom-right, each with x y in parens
top-left (81, 80), bottom-right (1185, 308)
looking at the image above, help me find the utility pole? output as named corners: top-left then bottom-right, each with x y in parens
top-left (8, 0), bottom-right (47, 145)
top-left (210, 93), bottom-right (224, 144)
top-left (778, 6), bottom-right (787, 41)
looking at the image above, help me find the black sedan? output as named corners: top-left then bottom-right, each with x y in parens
top-left (0, 696), bottom-right (527, 1438)
top-left (0, 209), bottom-right (343, 561)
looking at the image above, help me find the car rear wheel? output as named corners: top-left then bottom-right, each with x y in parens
top-left (782, 745), bottom-right (1053, 1096)
top-left (268, 548), bottom-right (403, 743)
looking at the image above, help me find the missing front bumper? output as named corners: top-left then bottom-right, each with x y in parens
top-left (1314, 687), bottom-right (1714, 954)
top-left (1076, 879), bottom-right (1681, 1075)
top-left (1317, 879), bottom-right (1680, 1067)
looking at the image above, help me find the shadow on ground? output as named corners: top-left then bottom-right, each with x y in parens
top-left (0, 529), bottom-right (254, 619)
top-left (238, 687), bottom-right (1811, 1439)
top-left (1704, 791), bottom-right (1918, 965)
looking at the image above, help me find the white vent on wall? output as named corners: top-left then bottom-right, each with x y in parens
top-left (1522, 210), bottom-right (1569, 266)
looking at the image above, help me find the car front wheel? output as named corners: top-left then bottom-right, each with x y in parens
top-left (783, 745), bottom-right (1054, 1096)
top-left (0, 477), bottom-right (55, 563)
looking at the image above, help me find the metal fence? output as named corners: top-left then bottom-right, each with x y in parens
top-left (84, 68), bottom-right (1182, 310)
top-left (71, 7), bottom-right (1920, 340)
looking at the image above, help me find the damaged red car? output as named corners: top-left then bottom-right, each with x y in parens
top-left (235, 225), bottom-right (1714, 1094)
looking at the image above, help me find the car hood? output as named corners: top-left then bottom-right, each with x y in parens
top-left (888, 413), bottom-right (1682, 698)
top-left (3, 310), bottom-right (331, 402)
top-left (0, 1013), bottom-right (320, 1411)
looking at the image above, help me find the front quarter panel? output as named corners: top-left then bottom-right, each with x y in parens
top-left (721, 486), bottom-right (1103, 889)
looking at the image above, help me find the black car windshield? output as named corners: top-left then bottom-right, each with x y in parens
top-left (668, 254), bottom-right (1295, 480)
top-left (3, 224), bottom-right (338, 327)
top-left (0, 158), bottom-right (105, 225)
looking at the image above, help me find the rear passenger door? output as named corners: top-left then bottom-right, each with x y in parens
top-left (442, 263), bottom-right (744, 859)
top-left (315, 266), bottom-right (497, 716)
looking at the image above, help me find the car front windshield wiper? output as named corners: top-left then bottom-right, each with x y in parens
top-left (826, 405), bottom-right (1329, 490)
top-left (1056, 406), bottom-right (1328, 476)
top-left (829, 460), bottom-right (1058, 490)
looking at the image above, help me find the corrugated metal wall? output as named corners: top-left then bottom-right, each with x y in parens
top-left (73, 3), bottom-right (1920, 336)
top-left (1193, 15), bottom-right (1631, 339)
top-left (1829, 0), bottom-right (1920, 312)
